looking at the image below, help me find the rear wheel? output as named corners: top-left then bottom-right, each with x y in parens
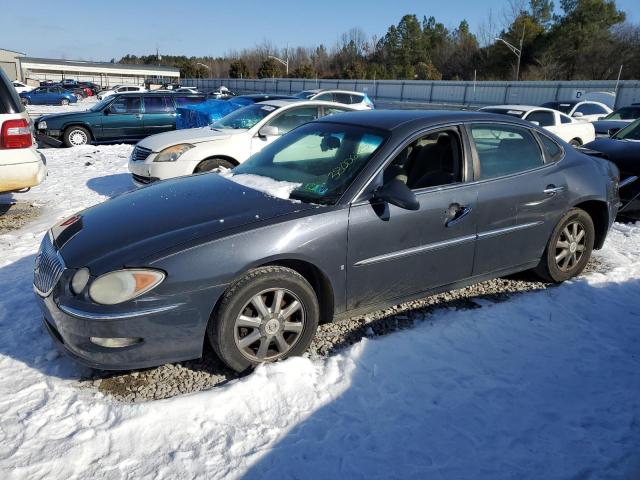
top-left (534, 208), bottom-right (594, 283)
top-left (61, 99), bottom-right (70, 106)
top-left (569, 138), bottom-right (582, 147)
top-left (194, 157), bottom-right (235, 173)
top-left (208, 266), bottom-right (320, 372)
top-left (63, 126), bottom-right (90, 147)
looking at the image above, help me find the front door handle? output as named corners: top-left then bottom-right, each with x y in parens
top-left (134, 114), bottom-right (143, 119)
top-left (543, 184), bottom-right (565, 195)
top-left (445, 203), bottom-right (472, 227)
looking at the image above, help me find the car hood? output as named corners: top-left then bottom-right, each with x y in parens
top-left (53, 173), bottom-right (314, 273)
top-left (584, 138), bottom-right (640, 173)
top-left (37, 110), bottom-right (95, 124)
top-left (138, 127), bottom-right (241, 152)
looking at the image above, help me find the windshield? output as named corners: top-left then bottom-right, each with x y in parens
top-left (211, 103), bottom-right (278, 130)
top-left (482, 108), bottom-right (525, 118)
top-left (612, 119), bottom-right (640, 141)
top-left (604, 107), bottom-right (640, 120)
top-left (230, 122), bottom-right (388, 204)
top-left (90, 97), bottom-right (115, 112)
top-left (294, 91), bottom-right (315, 99)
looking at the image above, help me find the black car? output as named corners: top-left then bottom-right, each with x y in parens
top-left (35, 92), bottom-right (206, 147)
top-left (60, 84), bottom-right (87, 99)
top-left (34, 110), bottom-right (619, 372)
top-left (77, 81), bottom-right (101, 95)
top-left (591, 105), bottom-right (640, 137)
top-left (585, 119), bottom-right (640, 220)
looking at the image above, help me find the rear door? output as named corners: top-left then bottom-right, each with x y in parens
top-left (467, 122), bottom-right (567, 275)
top-left (102, 95), bottom-right (143, 140)
top-left (142, 95), bottom-right (177, 135)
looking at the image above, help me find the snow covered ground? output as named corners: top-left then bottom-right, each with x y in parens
top-left (1, 145), bottom-right (639, 479)
top-left (26, 97), bottom-right (100, 118)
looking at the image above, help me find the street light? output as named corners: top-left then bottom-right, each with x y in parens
top-left (196, 62), bottom-right (211, 78)
top-left (268, 44), bottom-right (289, 76)
top-left (495, 26), bottom-right (525, 81)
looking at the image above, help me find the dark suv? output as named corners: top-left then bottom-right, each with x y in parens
top-left (35, 92), bottom-right (206, 147)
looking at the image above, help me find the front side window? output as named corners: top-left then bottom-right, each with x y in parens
top-left (314, 93), bottom-right (334, 102)
top-left (231, 122), bottom-right (387, 204)
top-left (144, 96), bottom-right (174, 113)
top-left (384, 130), bottom-right (463, 190)
top-left (470, 124), bottom-right (544, 180)
top-left (605, 107), bottom-right (640, 120)
top-left (267, 107), bottom-right (319, 135)
top-left (525, 110), bottom-right (555, 127)
top-left (576, 103), bottom-right (606, 115)
top-left (110, 96), bottom-right (141, 114)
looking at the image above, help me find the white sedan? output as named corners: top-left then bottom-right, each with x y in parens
top-left (540, 100), bottom-right (612, 122)
top-left (294, 89), bottom-right (375, 110)
top-left (480, 105), bottom-right (596, 146)
top-left (12, 81), bottom-right (34, 94)
top-left (97, 85), bottom-right (146, 100)
top-left (128, 99), bottom-right (357, 186)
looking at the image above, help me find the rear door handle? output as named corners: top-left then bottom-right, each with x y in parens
top-left (543, 185), bottom-right (565, 195)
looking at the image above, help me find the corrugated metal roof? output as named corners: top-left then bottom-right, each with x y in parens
top-left (20, 57), bottom-right (179, 73)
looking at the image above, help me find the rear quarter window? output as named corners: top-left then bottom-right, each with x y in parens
top-left (537, 133), bottom-right (563, 162)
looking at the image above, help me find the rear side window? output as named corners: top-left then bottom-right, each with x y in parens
top-left (538, 134), bottom-right (563, 162)
top-left (144, 96), bottom-right (174, 113)
top-left (0, 69), bottom-right (24, 114)
top-left (334, 92), bottom-right (362, 104)
top-left (314, 93), bottom-right (334, 102)
top-left (470, 124), bottom-right (544, 180)
top-left (560, 114), bottom-right (572, 124)
top-left (526, 110), bottom-right (555, 127)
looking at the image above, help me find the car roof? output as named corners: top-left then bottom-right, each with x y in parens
top-left (256, 99), bottom-right (360, 110)
top-left (482, 105), bottom-right (543, 112)
top-left (314, 109), bottom-right (535, 131)
top-left (314, 89), bottom-right (364, 96)
top-left (113, 91), bottom-right (203, 97)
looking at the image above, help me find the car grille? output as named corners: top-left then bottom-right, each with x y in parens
top-left (131, 146), bottom-right (152, 162)
top-left (34, 233), bottom-right (66, 297)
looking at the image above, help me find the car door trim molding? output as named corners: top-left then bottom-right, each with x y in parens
top-left (354, 220), bottom-right (542, 267)
top-left (477, 221), bottom-right (543, 240)
top-left (354, 234), bottom-right (477, 267)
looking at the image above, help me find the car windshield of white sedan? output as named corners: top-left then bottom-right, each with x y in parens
top-left (211, 104), bottom-right (279, 130)
top-left (613, 119), bottom-right (640, 141)
top-left (90, 97), bottom-right (115, 112)
top-left (230, 122), bottom-right (387, 204)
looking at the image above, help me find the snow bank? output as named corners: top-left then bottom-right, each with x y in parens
top-left (220, 172), bottom-right (301, 200)
top-left (1, 145), bottom-right (639, 479)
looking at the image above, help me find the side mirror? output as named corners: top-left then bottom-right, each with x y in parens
top-left (608, 127), bottom-right (620, 137)
top-left (572, 112), bottom-right (584, 118)
top-left (374, 179), bottom-right (420, 211)
top-left (258, 125), bottom-right (279, 137)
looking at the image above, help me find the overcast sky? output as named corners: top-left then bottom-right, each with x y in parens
top-left (3, 0), bottom-right (638, 61)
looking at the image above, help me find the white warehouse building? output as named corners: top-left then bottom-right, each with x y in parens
top-left (18, 57), bottom-right (180, 87)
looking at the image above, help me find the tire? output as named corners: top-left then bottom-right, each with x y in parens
top-left (22, 98), bottom-right (30, 106)
top-left (63, 126), bottom-right (91, 147)
top-left (208, 266), bottom-right (320, 372)
top-left (569, 138), bottom-right (582, 147)
top-left (534, 208), bottom-right (594, 283)
top-left (61, 99), bottom-right (70, 106)
top-left (194, 157), bottom-right (235, 173)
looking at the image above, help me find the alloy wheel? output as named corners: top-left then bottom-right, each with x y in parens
top-left (68, 129), bottom-right (88, 146)
top-left (233, 288), bottom-right (305, 362)
top-left (555, 220), bottom-right (586, 271)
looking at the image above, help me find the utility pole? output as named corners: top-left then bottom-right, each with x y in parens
top-left (496, 24), bottom-right (525, 81)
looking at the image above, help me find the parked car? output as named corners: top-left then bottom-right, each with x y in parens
top-left (584, 119), bottom-right (640, 221)
top-left (77, 82), bottom-right (101, 95)
top-left (294, 89), bottom-right (375, 110)
top-left (12, 81), bottom-right (34, 94)
top-left (480, 105), bottom-right (595, 146)
top-left (34, 92), bottom-right (205, 147)
top-left (206, 86), bottom-right (236, 99)
top-left (128, 99), bottom-right (357, 185)
top-left (97, 85), bottom-right (146, 100)
top-left (0, 69), bottom-right (46, 194)
top-left (35, 110), bottom-right (619, 372)
top-left (540, 101), bottom-right (612, 122)
top-left (60, 85), bottom-right (87, 99)
top-left (20, 86), bottom-right (77, 106)
top-left (591, 104), bottom-right (640, 137)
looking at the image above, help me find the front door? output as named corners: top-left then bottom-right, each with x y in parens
top-left (347, 127), bottom-right (478, 310)
top-left (102, 96), bottom-right (143, 140)
top-left (467, 122), bottom-right (567, 275)
top-left (142, 95), bottom-right (177, 136)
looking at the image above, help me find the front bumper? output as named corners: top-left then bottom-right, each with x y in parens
top-left (128, 156), bottom-right (198, 187)
top-left (36, 291), bottom-right (218, 370)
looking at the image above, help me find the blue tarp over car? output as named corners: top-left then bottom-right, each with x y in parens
top-left (176, 98), bottom-right (254, 129)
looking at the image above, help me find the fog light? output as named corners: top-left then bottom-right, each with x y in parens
top-left (90, 337), bottom-right (142, 348)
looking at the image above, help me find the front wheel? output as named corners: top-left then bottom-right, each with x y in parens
top-left (208, 266), bottom-right (320, 372)
top-left (194, 157), bottom-right (235, 173)
top-left (63, 126), bottom-right (90, 147)
top-left (534, 208), bottom-right (594, 283)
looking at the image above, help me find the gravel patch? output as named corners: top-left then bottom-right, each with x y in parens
top-left (86, 258), bottom-right (606, 402)
top-left (0, 202), bottom-right (42, 234)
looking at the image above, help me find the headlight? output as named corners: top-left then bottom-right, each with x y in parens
top-left (37, 121), bottom-right (47, 130)
top-left (71, 267), bottom-right (90, 294)
top-left (89, 269), bottom-right (165, 305)
top-left (154, 144), bottom-right (195, 162)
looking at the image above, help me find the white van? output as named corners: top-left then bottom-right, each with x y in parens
top-left (0, 70), bottom-right (46, 194)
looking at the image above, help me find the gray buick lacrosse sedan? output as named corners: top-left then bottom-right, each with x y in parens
top-left (35, 110), bottom-right (620, 372)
